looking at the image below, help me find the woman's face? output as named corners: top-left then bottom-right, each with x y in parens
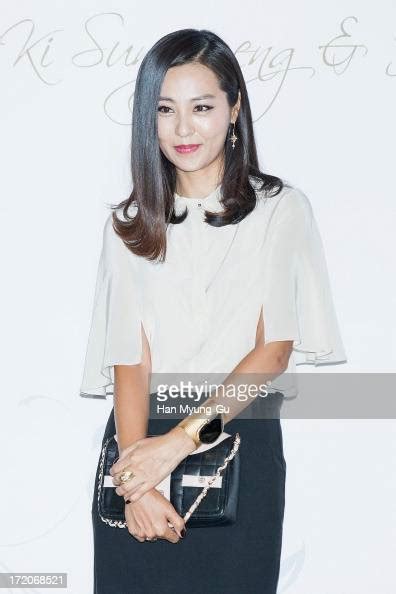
top-left (157, 62), bottom-right (240, 177)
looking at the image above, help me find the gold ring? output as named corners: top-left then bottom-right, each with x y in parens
top-left (119, 470), bottom-right (135, 483)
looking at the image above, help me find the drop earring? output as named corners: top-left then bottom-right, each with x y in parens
top-left (229, 122), bottom-right (238, 149)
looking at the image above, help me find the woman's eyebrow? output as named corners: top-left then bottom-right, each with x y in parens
top-left (158, 94), bottom-right (216, 102)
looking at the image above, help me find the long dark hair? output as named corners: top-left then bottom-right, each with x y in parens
top-left (109, 28), bottom-right (288, 262)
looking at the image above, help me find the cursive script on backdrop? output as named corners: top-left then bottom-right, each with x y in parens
top-left (0, 13), bottom-right (386, 125)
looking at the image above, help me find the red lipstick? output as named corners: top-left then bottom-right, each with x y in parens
top-left (174, 144), bottom-right (201, 154)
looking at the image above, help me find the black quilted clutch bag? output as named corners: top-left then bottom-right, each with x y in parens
top-left (96, 431), bottom-right (241, 528)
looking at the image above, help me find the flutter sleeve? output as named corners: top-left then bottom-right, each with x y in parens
top-left (79, 213), bottom-right (144, 397)
top-left (261, 187), bottom-right (347, 365)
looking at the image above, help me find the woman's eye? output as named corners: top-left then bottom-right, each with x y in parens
top-left (195, 105), bottom-right (213, 112)
top-left (158, 105), bottom-right (172, 114)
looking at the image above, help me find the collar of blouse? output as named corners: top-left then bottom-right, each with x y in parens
top-left (174, 183), bottom-right (223, 214)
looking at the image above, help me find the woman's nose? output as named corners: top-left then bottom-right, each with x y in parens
top-left (174, 115), bottom-right (195, 138)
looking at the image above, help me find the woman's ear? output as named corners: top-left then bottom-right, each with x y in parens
top-left (231, 90), bottom-right (241, 122)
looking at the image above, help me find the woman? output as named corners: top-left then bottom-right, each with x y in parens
top-left (80, 28), bottom-right (347, 594)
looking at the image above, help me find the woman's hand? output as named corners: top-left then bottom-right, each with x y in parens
top-left (124, 487), bottom-right (186, 543)
top-left (110, 427), bottom-right (196, 503)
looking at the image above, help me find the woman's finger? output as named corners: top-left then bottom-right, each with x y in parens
top-left (130, 531), bottom-right (145, 543)
top-left (110, 445), bottom-right (139, 476)
top-left (115, 475), bottom-right (146, 497)
top-left (125, 502), bottom-right (147, 542)
top-left (163, 524), bottom-right (180, 544)
top-left (117, 479), bottom-right (151, 501)
top-left (166, 510), bottom-right (186, 539)
top-left (112, 465), bottom-right (136, 487)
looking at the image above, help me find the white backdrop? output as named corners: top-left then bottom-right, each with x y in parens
top-left (1, 1), bottom-right (395, 592)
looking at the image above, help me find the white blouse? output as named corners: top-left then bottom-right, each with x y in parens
top-left (79, 176), bottom-right (347, 399)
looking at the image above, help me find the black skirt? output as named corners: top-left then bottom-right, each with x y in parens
top-left (91, 393), bottom-right (286, 594)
